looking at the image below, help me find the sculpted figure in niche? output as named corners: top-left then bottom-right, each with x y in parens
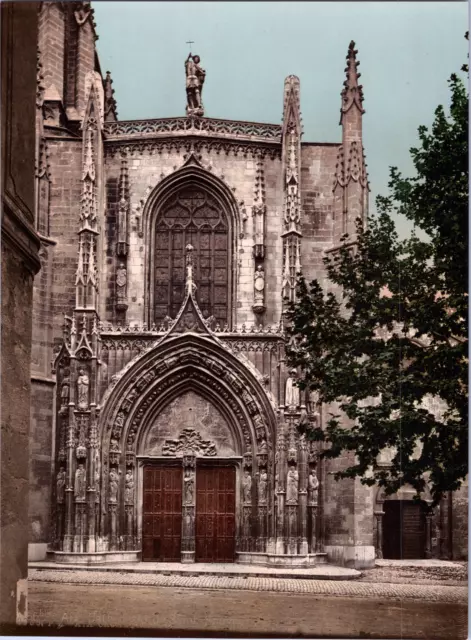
top-left (243, 470), bottom-right (252, 503)
top-left (109, 469), bottom-right (119, 503)
top-left (124, 470), bottom-right (134, 504)
top-left (286, 466), bottom-right (299, 503)
top-left (74, 464), bottom-right (86, 501)
top-left (308, 468), bottom-right (319, 505)
top-left (254, 265), bottom-right (265, 304)
top-left (184, 469), bottom-right (194, 504)
top-left (77, 368), bottom-right (90, 410)
top-left (116, 263), bottom-right (127, 298)
top-left (285, 369), bottom-right (300, 409)
top-left (258, 469), bottom-right (268, 503)
top-left (56, 466), bottom-right (66, 503)
top-left (60, 369), bottom-right (70, 407)
top-left (185, 54), bottom-right (205, 116)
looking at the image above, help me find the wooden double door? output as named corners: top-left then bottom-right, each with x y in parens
top-left (382, 500), bottom-right (426, 559)
top-left (142, 465), bottom-right (236, 563)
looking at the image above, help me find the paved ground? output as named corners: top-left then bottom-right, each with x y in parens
top-left (359, 560), bottom-right (467, 587)
top-left (29, 567), bottom-right (467, 602)
top-left (25, 580), bottom-right (468, 639)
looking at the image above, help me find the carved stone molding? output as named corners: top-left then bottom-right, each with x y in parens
top-left (105, 139), bottom-right (281, 161)
top-left (104, 117), bottom-right (282, 141)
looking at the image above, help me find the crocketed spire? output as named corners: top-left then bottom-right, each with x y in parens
top-left (340, 41), bottom-right (365, 124)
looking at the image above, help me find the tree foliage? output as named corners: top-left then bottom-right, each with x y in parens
top-left (285, 52), bottom-right (468, 508)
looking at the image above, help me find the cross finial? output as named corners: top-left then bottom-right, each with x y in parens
top-left (186, 40), bottom-right (194, 53)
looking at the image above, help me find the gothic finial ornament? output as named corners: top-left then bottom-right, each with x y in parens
top-left (185, 53), bottom-right (205, 117)
top-left (340, 40), bottom-right (365, 123)
top-left (104, 71), bottom-right (118, 122)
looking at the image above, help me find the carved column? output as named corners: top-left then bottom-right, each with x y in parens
top-left (115, 157), bottom-right (129, 316)
top-left (242, 454), bottom-right (253, 552)
top-left (256, 448), bottom-right (268, 552)
top-left (73, 456), bottom-right (87, 553)
top-left (308, 458), bottom-right (320, 555)
top-left (85, 413), bottom-right (97, 552)
top-left (298, 430), bottom-right (308, 555)
top-left (108, 437), bottom-right (121, 550)
top-left (181, 455), bottom-right (196, 563)
top-left (281, 76), bottom-right (302, 311)
top-left (275, 408), bottom-right (287, 554)
top-left (285, 417), bottom-right (299, 555)
top-left (252, 157), bottom-right (266, 318)
top-left (374, 510), bottom-right (384, 559)
top-left (63, 414), bottom-right (76, 552)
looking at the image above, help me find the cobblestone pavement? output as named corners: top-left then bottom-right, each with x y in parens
top-left (29, 567), bottom-right (467, 603)
top-left (359, 561), bottom-right (467, 587)
top-left (27, 581), bottom-right (468, 639)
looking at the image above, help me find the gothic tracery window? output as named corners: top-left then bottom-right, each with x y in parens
top-left (153, 186), bottom-right (230, 326)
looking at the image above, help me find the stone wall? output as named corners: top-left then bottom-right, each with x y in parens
top-left (300, 143), bottom-right (338, 285)
top-left (102, 147), bottom-right (284, 328)
top-left (1, 0), bottom-right (41, 626)
top-left (452, 479), bottom-right (468, 560)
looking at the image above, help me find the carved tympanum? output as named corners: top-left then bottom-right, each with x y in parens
top-left (162, 427), bottom-right (217, 457)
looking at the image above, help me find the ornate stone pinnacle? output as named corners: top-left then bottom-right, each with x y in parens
top-left (340, 40), bottom-right (365, 121)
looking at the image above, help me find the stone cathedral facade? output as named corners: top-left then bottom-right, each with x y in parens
top-left (29, 1), bottom-right (467, 569)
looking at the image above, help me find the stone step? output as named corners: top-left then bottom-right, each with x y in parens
top-left (29, 560), bottom-right (361, 581)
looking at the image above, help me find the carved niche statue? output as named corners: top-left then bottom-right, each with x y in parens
top-left (124, 470), bottom-right (134, 504)
top-left (285, 369), bottom-right (300, 409)
top-left (307, 469), bottom-right (319, 505)
top-left (253, 264), bottom-right (265, 314)
top-left (185, 54), bottom-right (205, 117)
top-left (76, 368), bottom-right (90, 410)
top-left (243, 470), bottom-right (252, 503)
top-left (184, 469), bottom-right (194, 504)
top-left (116, 263), bottom-right (127, 303)
top-left (56, 466), bottom-right (66, 503)
top-left (60, 369), bottom-right (70, 407)
top-left (74, 464), bottom-right (86, 501)
top-left (258, 469), bottom-right (268, 503)
top-left (109, 469), bottom-right (119, 503)
top-left (286, 466), bottom-right (299, 503)
top-left (306, 389), bottom-right (319, 414)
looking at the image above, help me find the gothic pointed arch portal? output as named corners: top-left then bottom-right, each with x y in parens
top-left (144, 160), bottom-right (240, 329)
top-left (54, 326), bottom-right (277, 562)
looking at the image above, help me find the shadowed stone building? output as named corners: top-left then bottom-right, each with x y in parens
top-left (29, 1), bottom-right (467, 570)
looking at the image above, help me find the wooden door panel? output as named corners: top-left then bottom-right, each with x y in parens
top-left (402, 503), bottom-right (425, 559)
top-left (142, 466), bottom-right (182, 562)
top-left (195, 466), bottom-right (235, 563)
top-left (383, 500), bottom-right (425, 559)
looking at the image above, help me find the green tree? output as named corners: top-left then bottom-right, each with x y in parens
top-left (285, 51), bottom-right (468, 508)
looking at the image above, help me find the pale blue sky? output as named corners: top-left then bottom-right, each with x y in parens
top-left (94, 1), bottom-right (468, 236)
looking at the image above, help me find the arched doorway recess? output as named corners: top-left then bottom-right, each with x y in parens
top-left (375, 485), bottom-right (433, 560)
